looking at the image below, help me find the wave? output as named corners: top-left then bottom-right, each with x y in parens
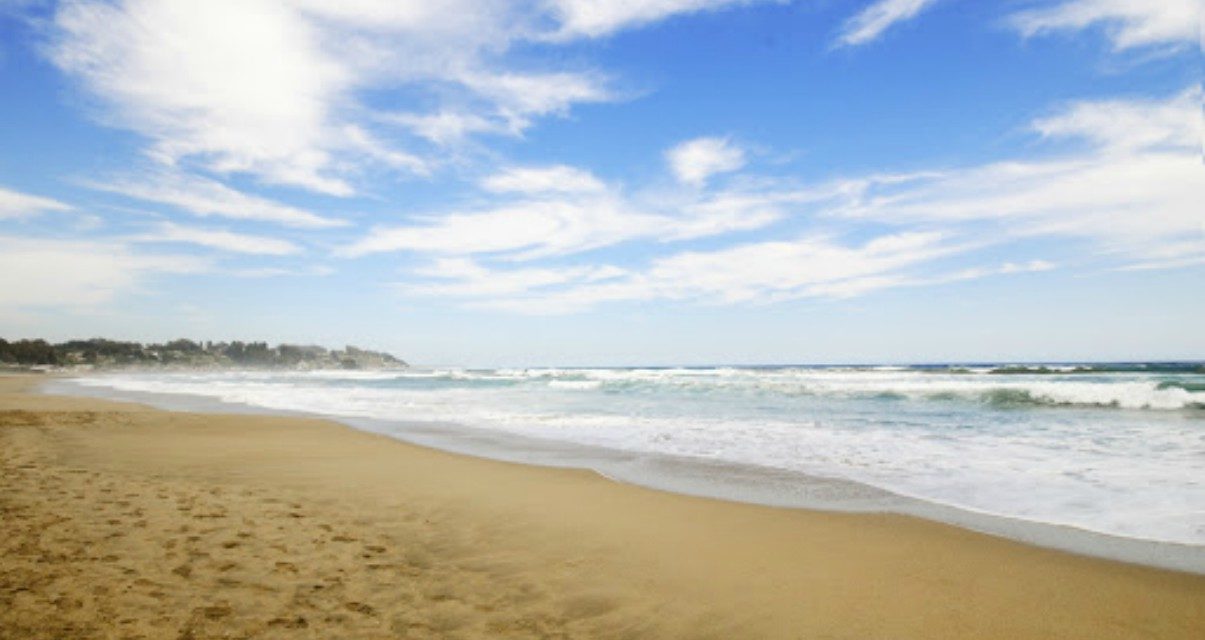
top-left (976, 387), bottom-right (1202, 410)
top-left (76, 366), bottom-right (1205, 412)
top-left (547, 380), bottom-right (602, 390)
top-left (63, 367), bottom-right (1205, 547)
top-left (375, 367), bottom-right (1205, 411)
top-left (983, 363), bottom-right (1205, 375)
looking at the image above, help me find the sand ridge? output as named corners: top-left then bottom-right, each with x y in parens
top-left (1, 374), bottom-right (1203, 639)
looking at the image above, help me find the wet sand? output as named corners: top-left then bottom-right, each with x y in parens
top-left (1, 374), bottom-right (1202, 639)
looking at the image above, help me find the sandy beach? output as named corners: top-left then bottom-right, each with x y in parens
top-left (1, 374), bottom-right (1201, 639)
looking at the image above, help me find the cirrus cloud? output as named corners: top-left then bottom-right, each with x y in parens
top-left (84, 171), bottom-right (345, 229)
top-left (0, 186), bottom-right (73, 219)
top-left (1007, 0), bottom-right (1198, 51)
top-left (834, 0), bottom-right (940, 48)
top-left (133, 222), bottom-right (304, 256)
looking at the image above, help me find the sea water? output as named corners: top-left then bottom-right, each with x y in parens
top-left (56, 363), bottom-right (1204, 566)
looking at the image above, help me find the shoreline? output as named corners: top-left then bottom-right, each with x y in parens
top-left (49, 374), bottom-right (1205, 574)
top-left (3, 373), bottom-right (1203, 638)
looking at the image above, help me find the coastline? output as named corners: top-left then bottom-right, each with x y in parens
top-left (3, 373), bottom-right (1203, 638)
top-left (49, 373), bottom-right (1205, 574)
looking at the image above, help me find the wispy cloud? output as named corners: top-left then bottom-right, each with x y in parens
top-left (0, 186), bottom-right (72, 219)
top-left (341, 196), bottom-right (668, 260)
top-left (386, 88), bottom-right (1201, 314)
top-left (85, 171), bottom-right (345, 229)
top-left (544, 0), bottom-right (777, 40)
top-left (1008, 0), bottom-right (1198, 50)
top-left (1029, 90), bottom-right (1200, 152)
top-left (134, 222), bottom-right (304, 256)
top-left (825, 88), bottom-right (1204, 269)
top-left (834, 0), bottom-right (940, 48)
top-left (229, 264), bottom-right (334, 278)
top-left (0, 235), bottom-right (207, 309)
top-left (481, 165), bottom-right (606, 194)
top-left (401, 258), bottom-right (626, 299)
top-left (49, 0), bottom-right (711, 197)
top-left (403, 231), bottom-right (981, 313)
top-left (383, 110), bottom-right (503, 147)
top-left (338, 163), bottom-right (810, 260)
top-left (666, 137), bottom-right (746, 186)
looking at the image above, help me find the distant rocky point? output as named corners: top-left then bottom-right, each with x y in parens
top-left (0, 338), bottom-right (407, 371)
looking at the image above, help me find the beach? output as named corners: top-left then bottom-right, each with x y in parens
top-left (2, 374), bottom-right (1202, 639)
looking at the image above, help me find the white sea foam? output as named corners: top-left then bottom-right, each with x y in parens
top-left (71, 365), bottom-right (1205, 545)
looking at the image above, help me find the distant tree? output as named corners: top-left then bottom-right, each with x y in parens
top-left (224, 341), bottom-right (247, 361)
top-left (244, 341), bottom-right (272, 364)
top-left (4, 336), bottom-right (405, 370)
top-left (278, 344), bottom-right (305, 366)
top-left (164, 338), bottom-right (201, 352)
top-left (1, 339), bottom-right (59, 365)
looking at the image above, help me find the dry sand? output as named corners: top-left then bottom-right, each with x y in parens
top-left (1, 374), bottom-right (1202, 639)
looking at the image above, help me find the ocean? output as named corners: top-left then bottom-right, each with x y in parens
top-left (54, 363), bottom-right (1205, 568)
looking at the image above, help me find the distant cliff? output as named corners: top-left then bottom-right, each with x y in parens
top-left (0, 338), bottom-right (407, 371)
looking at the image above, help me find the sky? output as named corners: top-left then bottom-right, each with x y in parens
top-left (0, 0), bottom-right (1201, 366)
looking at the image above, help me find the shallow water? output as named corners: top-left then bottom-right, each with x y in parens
top-left (59, 363), bottom-right (1205, 553)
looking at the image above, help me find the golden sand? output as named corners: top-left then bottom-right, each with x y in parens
top-left (1, 374), bottom-right (1202, 639)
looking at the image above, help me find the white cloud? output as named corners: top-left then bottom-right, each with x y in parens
top-left (86, 171), bottom-right (345, 229)
top-left (545, 0), bottom-right (773, 40)
top-left (481, 165), bottom-right (606, 194)
top-left (632, 231), bottom-right (960, 303)
top-left (666, 137), bottom-right (746, 186)
top-left (48, 0), bottom-right (691, 196)
top-left (230, 265), bottom-right (334, 278)
top-left (826, 88), bottom-right (1205, 268)
top-left (1008, 0), bottom-right (1197, 50)
top-left (339, 169), bottom-right (809, 260)
top-left (458, 70), bottom-right (614, 132)
top-left (0, 186), bottom-right (73, 219)
top-left (384, 110), bottom-right (502, 146)
top-left (402, 241), bottom-right (1060, 314)
top-left (402, 257), bottom-right (626, 298)
top-left (404, 231), bottom-right (976, 313)
top-left (341, 196), bottom-right (668, 259)
top-left (1030, 90), bottom-right (1201, 153)
top-left (0, 235), bottom-right (207, 308)
top-left (40, 0), bottom-right (810, 216)
top-left (919, 259), bottom-right (1056, 286)
top-left (834, 0), bottom-right (939, 48)
top-left (135, 222), bottom-right (303, 256)
top-left (340, 125), bottom-right (429, 174)
top-left (45, 1), bottom-right (790, 197)
top-left (51, 0), bottom-right (355, 195)
top-left (389, 89), bottom-right (1201, 314)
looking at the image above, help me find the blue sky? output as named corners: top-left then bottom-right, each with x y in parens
top-left (0, 0), bottom-right (1200, 366)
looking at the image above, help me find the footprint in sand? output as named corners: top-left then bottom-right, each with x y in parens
top-left (196, 604), bottom-right (232, 620)
top-left (344, 602), bottom-right (375, 616)
top-left (267, 616), bottom-right (308, 629)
